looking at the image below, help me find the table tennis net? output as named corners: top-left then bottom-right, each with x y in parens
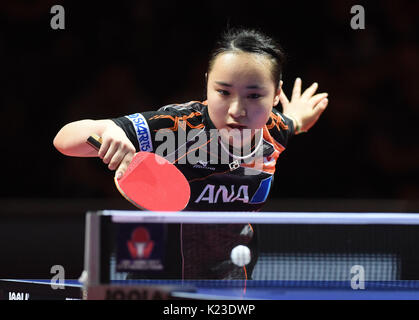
top-left (109, 252), bottom-right (399, 282)
top-left (88, 211), bottom-right (419, 287)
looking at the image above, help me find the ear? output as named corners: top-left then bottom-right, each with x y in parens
top-left (273, 80), bottom-right (283, 106)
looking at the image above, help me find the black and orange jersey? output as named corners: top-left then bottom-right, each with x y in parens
top-left (111, 101), bottom-right (295, 279)
top-left (112, 101), bottom-right (294, 212)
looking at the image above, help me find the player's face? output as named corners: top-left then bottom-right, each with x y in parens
top-left (206, 52), bottom-right (281, 147)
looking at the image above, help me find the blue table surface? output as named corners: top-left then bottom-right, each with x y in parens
top-left (4, 279), bottom-right (419, 300)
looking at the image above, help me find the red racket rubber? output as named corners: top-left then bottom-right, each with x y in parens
top-left (87, 134), bottom-right (190, 211)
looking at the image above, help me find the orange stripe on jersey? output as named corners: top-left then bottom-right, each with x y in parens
top-left (263, 125), bottom-right (285, 154)
top-left (171, 100), bottom-right (208, 107)
top-left (148, 112), bottom-right (205, 131)
top-left (266, 112), bottom-right (289, 131)
top-left (239, 126), bottom-right (283, 175)
top-left (240, 160), bottom-right (276, 175)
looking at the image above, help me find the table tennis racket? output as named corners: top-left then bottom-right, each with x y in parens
top-left (86, 134), bottom-right (190, 211)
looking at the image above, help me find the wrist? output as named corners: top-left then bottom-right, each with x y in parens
top-left (285, 114), bottom-right (306, 135)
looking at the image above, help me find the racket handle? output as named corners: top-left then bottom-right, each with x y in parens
top-left (86, 134), bottom-right (102, 151)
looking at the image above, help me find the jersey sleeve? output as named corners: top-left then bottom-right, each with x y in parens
top-left (266, 108), bottom-right (295, 149)
top-left (111, 113), bottom-right (154, 152)
top-left (111, 103), bottom-right (204, 152)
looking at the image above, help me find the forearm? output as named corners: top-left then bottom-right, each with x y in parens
top-left (53, 119), bottom-right (117, 157)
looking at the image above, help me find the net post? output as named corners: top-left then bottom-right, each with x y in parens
top-left (82, 211), bottom-right (102, 297)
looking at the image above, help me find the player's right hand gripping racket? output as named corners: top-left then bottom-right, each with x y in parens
top-left (86, 134), bottom-right (190, 211)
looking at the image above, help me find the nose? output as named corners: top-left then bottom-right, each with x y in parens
top-left (228, 99), bottom-right (246, 119)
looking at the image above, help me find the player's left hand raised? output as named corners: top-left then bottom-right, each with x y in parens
top-left (279, 78), bottom-right (329, 134)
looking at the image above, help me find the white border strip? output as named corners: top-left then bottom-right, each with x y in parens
top-left (103, 211), bottom-right (419, 225)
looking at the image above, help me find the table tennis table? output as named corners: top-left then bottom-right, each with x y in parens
top-left (2, 279), bottom-right (419, 300)
top-left (4, 211), bottom-right (419, 300)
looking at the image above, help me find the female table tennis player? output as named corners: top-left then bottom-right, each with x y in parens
top-left (54, 28), bottom-right (328, 280)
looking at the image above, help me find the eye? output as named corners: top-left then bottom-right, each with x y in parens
top-left (217, 89), bottom-right (230, 96)
top-left (248, 93), bottom-right (262, 99)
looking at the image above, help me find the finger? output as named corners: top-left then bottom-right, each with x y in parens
top-left (314, 98), bottom-right (329, 113)
top-left (108, 143), bottom-right (135, 170)
top-left (309, 93), bottom-right (329, 108)
top-left (301, 82), bottom-right (319, 99)
top-left (291, 78), bottom-right (302, 101)
top-left (278, 90), bottom-right (290, 106)
top-left (108, 147), bottom-right (126, 171)
top-left (98, 139), bottom-right (111, 159)
top-left (103, 141), bottom-right (120, 164)
top-left (115, 152), bottom-right (134, 180)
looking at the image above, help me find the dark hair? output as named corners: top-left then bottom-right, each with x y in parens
top-left (208, 28), bottom-right (286, 89)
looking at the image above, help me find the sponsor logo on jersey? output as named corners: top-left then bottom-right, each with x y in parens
top-left (126, 113), bottom-right (153, 152)
top-left (194, 184), bottom-right (249, 204)
top-left (192, 160), bottom-right (216, 171)
top-left (250, 176), bottom-right (273, 204)
top-left (194, 179), bottom-right (273, 204)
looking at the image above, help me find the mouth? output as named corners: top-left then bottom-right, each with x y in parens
top-left (226, 123), bottom-right (247, 130)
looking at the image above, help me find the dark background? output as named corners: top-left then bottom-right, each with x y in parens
top-left (1, 0), bottom-right (418, 279)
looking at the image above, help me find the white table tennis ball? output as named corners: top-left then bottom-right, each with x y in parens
top-left (230, 245), bottom-right (251, 267)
